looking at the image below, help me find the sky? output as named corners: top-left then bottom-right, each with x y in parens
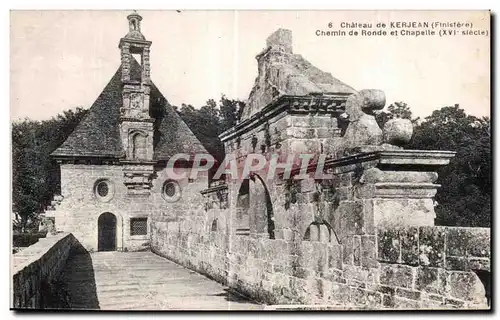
top-left (10, 10), bottom-right (490, 121)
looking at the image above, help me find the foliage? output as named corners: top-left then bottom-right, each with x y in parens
top-left (375, 101), bottom-right (420, 128)
top-left (409, 104), bottom-right (491, 227)
top-left (176, 95), bottom-right (244, 163)
top-left (175, 95), bottom-right (244, 181)
top-left (12, 108), bottom-right (88, 231)
top-left (12, 231), bottom-right (48, 248)
top-left (381, 103), bottom-right (491, 227)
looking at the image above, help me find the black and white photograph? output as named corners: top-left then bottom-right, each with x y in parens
top-left (9, 9), bottom-right (491, 311)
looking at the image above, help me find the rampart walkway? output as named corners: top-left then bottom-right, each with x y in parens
top-left (59, 251), bottom-right (262, 310)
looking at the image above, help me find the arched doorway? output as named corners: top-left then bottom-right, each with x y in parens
top-left (235, 179), bottom-right (250, 236)
top-left (98, 212), bottom-right (117, 251)
top-left (234, 174), bottom-right (275, 239)
top-left (249, 173), bottom-right (275, 239)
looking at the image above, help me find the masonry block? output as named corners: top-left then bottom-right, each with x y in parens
top-left (377, 228), bottom-right (400, 263)
top-left (322, 269), bottom-right (343, 283)
top-left (380, 264), bottom-right (415, 289)
top-left (415, 267), bottom-right (443, 294)
top-left (287, 127), bottom-right (316, 139)
top-left (372, 199), bottom-right (435, 230)
top-left (298, 241), bottom-right (327, 275)
top-left (343, 266), bottom-right (369, 283)
top-left (327, 244), bottom-right (343, 270)
top-left (318, 278), bottom-right (333, 302)
top-left (377, 285), bottom-right (395, 296)
top-left (448, 271), bottom-right (487, 304)
top-left (393, 297), bottom-right (421, 309)
top-left (382, 294), bottom-right (395, 308)
top-left (337, 200), bottom-right (364, 240)
top-left (395, 287), bottom-right (421, 301)
top-left (419, 227), bottom-right (445, 268)
top-left (400, 227), bottom-right (419, 265)
top-left (353, 235), bottom-right (361, 266)
top-left (446, 256), bottom-right (467, 271)
top-left (445, 227), bottom-right (471, 257)
top-left (467, 257), bottom-right (490, 272)
top-left (443, 298), bottom-right (466, 309)
top-left (466, 228), bottom-right (490, 258)
top-left (342, 236), bottom-right (354, 265)
top-left (361, 235), bottom-right (378, 268)
top-left (330, 283), bottom-right (351, 305)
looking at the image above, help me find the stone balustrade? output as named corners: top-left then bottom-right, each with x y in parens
top-left (11, 233), bottom-right (80, 309)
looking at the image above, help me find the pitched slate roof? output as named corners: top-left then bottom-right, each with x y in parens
top-left (51, 60), bottom-right (207, 160)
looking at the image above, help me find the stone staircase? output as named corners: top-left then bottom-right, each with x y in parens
top-left (58, 251), bottom-right (263, 310)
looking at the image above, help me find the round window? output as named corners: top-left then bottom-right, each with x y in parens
top-left (164, 182), bottom-right (176, 197)
top-left (96, 181), bottom-right (109, 197)
top-left (94, 179), bottom-right (114, 202)
top-left (162, 181), bottom-right (181, 202)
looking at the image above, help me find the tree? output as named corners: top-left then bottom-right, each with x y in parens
top-left (11, 107), bottom-right (88, 231)
top-left (219, 95), bottom-right (244, 131)
top-left (176, 95), bottom-right (246, 161)
top-left (375, 102), bottom-right (491, 227)
top-left (408, 104), bottom-right (491, 227)
top-left (375, 101), bottom-right (420, 128)
top-left (175, 95), bottom-right (246, 183)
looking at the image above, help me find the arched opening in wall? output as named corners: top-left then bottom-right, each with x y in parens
top-left (249, 174), bottom-right (275, 239)
top-left (132, 53), bottom-right (142, 65)
top-left (235, 179), bottom-right (250, 236)
top-left (98, 212), bottom-right (117, 251)
top-left (303, 221), bottom-right (339, 244)
top-left (235, 175), bottom-right (276, 239)
top-left (474, 270), bottom-right (491, 307)
top-left (211, 219), bottom-right (218, 232)
top-left (131, 132), bottom-right (147, 160)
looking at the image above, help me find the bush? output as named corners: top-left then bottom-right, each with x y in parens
top-left (12, 231), bottom-right (48, 248)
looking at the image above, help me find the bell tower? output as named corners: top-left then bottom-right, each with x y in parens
top-left (118, 12), bottom-right (155, 194)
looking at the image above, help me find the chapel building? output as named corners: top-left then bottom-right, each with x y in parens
top-left (50, 12), bottom-right (208, 252)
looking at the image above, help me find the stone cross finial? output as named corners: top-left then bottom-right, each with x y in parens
top-left (266, 28), bottom-right (293, 53)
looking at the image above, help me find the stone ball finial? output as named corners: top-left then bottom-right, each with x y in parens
top-left (383, 118), bottom-right (413, 146)
top-left (359, 89), bottom-right (386, 115)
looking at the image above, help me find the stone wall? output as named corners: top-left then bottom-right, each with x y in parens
top-left (11, 233), bottom-right (80, 309)
top-left (150, 208), bottom-right (490, 309)
top-left (148, 88), bottom-right (489, 309)
top-left (376, 226), bottom-right (490, 308)
top-left (149, 147), bottom-right (490, 309)
top-left (150, 183), bottom-right (230, 285)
